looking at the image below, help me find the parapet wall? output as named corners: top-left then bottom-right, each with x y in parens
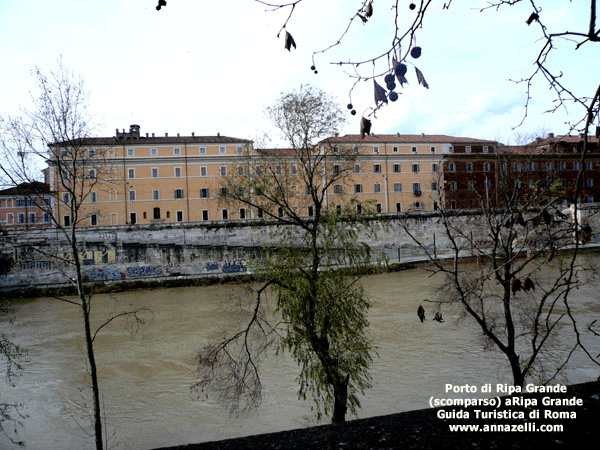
top-left (2, 207), bottom-right (599, 290)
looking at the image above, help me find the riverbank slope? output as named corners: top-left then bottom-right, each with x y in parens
top-left (154, 380), bottom-right (599, 450)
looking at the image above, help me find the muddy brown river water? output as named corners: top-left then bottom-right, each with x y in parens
top-left (1, 264), bottom-right (599, 450)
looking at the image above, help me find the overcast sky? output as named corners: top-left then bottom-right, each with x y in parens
top-left (1, 0), bottom-right (597, 147)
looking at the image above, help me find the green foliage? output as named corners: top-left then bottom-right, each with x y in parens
top-left (259, 212), bottom-right (376, 421)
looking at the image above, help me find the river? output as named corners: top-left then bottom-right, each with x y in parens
top-left (1, 262), bottom-right (599, 450)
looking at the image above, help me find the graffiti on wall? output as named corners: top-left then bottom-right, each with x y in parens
top-left (126, 266), bottom-right (163, 278)
top-left (222, 259), bottom-right (247, 273)
top-left (83, 267), bottom-right (125, 282)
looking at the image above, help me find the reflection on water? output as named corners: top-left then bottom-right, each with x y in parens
top-left (1, 266), bottom-right (598, 450)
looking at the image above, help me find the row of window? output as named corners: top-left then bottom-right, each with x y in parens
top-left (352, 182), bottom-right (427, 194)
top-left (62, 146), bottom-right (247, 159)
top-left (4, 212), bottom-right (51, 224)
top-left (446, 178), bottom-right (596, 191)
top-left (445, 160), bottom-right (597, 173)
top-left (334, 145), bottom-right (490, 154)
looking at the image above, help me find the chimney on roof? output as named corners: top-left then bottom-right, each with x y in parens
top-left (165, 133), bottom-right (168, 137)
top-left (192, 132), bottom-right (195, 137)
top-left (217, 132), bottom-right (221, 137)
top-left (177, 133), bottom-right (180, 137)
top-left (129, 124), bottom-right (140, 138)
top-left (536, 137), bottom-right (542, 143)
top-left (152, 133), bottom-right (155, 137)
top-left (579, 133), bottom-right (585, 138)
top-left (548, 132), bottom-right (555, 138)
top-left (146, 133), bottom-right (149, 138)
top-left (422, 133), bottom-right (425, 137)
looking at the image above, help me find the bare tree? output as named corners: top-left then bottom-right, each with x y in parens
top-left (0, 302), bottom-right (26, 447)
top-left (402, 153), bottom-right (600, 387)
top-left (0, 61), bottom-right (149, 450)
top-left (195, 85), bottom-right (380, 423)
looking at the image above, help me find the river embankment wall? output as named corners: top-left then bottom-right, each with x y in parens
top-left (2, 208), bottom-right (600, 291)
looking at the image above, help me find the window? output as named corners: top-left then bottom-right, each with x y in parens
top-left (237, 165), bottom-right (244, 175)
top-left (153, 207), bottom-right (161, 219)
top-left (152, 189), bottom-right (160, 200)
top-left (334, 184), bottom-right (343, 194)
top-left (166, 211), bottom-right (170, 219)
top-left (200, 147), bottom-right (206, 154)
top-left (174, 148), bottom-right (181, 155)
top-left (174, 188), bottom-right (184, 199)
top-left (513, 163), bottom-right (521, 172)
top-left (412, 163), bottom-right (420, 173)
top-left (307, 205), bottom-right (314, 216)
top-left (176, 211), bottom-right (184, 222)
top-left (432, 181), bottom-right (438, 191)
top-left (587, 178), bottom-right (595, 188)
top-left (559, 162), bottom-right (566, 171)
top-left (200, 166), bottom-right (207, 177)
top-left (483, 146), bottom-right (489, 153)
top-left (129, 190), bottom-right (136, 201)
top-left (333, 164), bottom-right (341, 174)
top-left (239, 208), bottom-right (246, 219)
top-left (130, 212), bottom-right (137, 224)
top-left (448, 163), bottom-right (456, 172)
top-left (468, 181), bottom-right (475, 190)
top-left (373, 146), bottom-right (379, 154)
top-left (151, 148), bottom-right (158, 156)
top-left (431, 146), bottom-right (436, 153)
top-left (393, 146), bottom-right (399, 153)
top-left (354, 164), bottom-right (361, 174)
top-left (16, 198), bottom-right (25, 207)
top-left (448, 146), bottom-right (454, 153)
top-left (394, 183), bottom-right (402, 192)
top-left (88, 169), bottom-right (96, 179)
top-left (29, 212), bottom-right (36, 224)
top-left (257, 208), bottom-right (264, 218)
top-left (200, 188), bottom-right (209, 199)
top-left (220, 187), bottom-right (228, 197)
top-left (432, 163), bottom-right (438, 172)
top-left (275, 165), bottom-right (282, 175)
top-left (127, 148), bottom-right (134, 156)
top-left (376, 203), bottom-right (382, 213)
top-left (333, 145), bottom-right (339, 153)
top-left (374, 163), bottom-right (381, 173)
top-left (128, 168), bottom-right (135, 179)
top-left (237, 146), bottom-right (243, 154)
top-left (220, 166), bottom-right (227, 176)
top-left (277, 207), bottom-right (284, 217)
top-left (374, 183), bottom-right (381, 193)
top-left (466, 146), bottom-right (472, 153)
top-left (43, 212), bottom-right (50, 223)
top-left (62, 193), bottom-right (70, 204)
top-left (528, 162), bottom-right (535, 171)
top-left (220, 146), bottom-right (226, 154)
top-left (356, 204), bottom-right (362, 214)
top-left (413, 183), bottom-right (421, 195)
top-left (353, 146), bottom-right (359, 154)
top-left (574, 162), bottom-right (580, 170)
top-left (466, 163), bottom-right (473, 173)
top-left (393, 164), bottom-right (401, 173)
top-left (546, 162), bottom-right (554, 171)
top-left (202, 210), bottom-right (209, 221)
top-left (354, 184), bottom-right (363, 193)
top-left (396, 203), bottom-right (402, 212)
top-left (152, 167), bottom-right (159, 178)
top-left (175, 167), bottom-right (182, 177)
top-left (586, 161), bottom-right (594, 170)
top-left (412, 146), bottom-right (417, 153)
top-left (64, 215), bottom-right (71, 227)
top-left (91, 192), bottom-right (97, 203)
top-left (90, 214), bottom-right (97, 226)
top-left (291, 164), bottom-right (297, 174)
top-left (450, 181), bottom-right (458, 191)
top-left (222, 209), bottom-right (229, 220)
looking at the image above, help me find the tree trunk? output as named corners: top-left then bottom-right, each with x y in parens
top-left (332, 374), bottom-right (350, 424)
top-left (72, 230), bottom-right (103, 450)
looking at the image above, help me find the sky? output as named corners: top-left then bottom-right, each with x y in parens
top-left (0, 0), bottom-right (597, 148)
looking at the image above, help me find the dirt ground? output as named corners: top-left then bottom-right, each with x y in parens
top-left (153, 380), bottom-right (599, 450)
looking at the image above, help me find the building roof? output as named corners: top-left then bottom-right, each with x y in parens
top-left (323, 134), bottom-right (497, 145)
top-left (48, 125), bottom-right (252, 148)
top-left (0, 181), bottom-right (51, 196)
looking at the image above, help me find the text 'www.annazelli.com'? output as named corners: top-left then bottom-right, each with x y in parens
top-left (448, 423), bottom-right (564, 432)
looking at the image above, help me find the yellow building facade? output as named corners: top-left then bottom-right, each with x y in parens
top-left (47, 125), bottom-right (497, 227)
